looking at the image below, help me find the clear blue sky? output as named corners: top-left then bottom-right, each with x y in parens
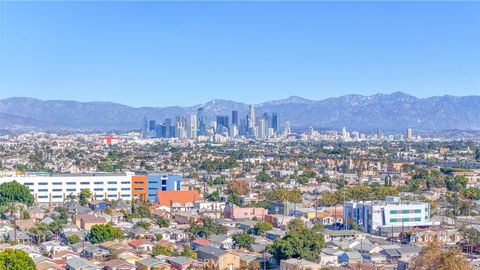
top-left (1, 1), bottom-right (479, 107)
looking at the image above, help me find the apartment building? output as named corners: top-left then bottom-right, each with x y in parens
top-left (147, 173), bottom-right (183, 202)
top-left (344, 196), bottom-right (436, 236)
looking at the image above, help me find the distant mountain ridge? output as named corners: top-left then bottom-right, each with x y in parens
top-left (0, 92), bottom-right (479, 132)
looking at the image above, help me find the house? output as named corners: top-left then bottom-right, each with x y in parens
top-left (40, 241), bottom-right (69, 254)
top-left (174, 212), bottom-right (201, 224)
top-left (82, 244), bottom-right (110, 258)
top-left (280, 258), bottom-right (323, 270)
top-left (210, 234), bottom-right (234, 250)
top-left (224, 205), bottom-right (266, 220)
top-left (191, 238), bottom-right (210, 249)
top-left (323, 230), bottom-right (365, 242)
top-left (127, 226), bottom-right (153, 239)
top-left (80, 215), bottom-right (108, 230)
top-left (36, 259), bottom-right (64, 270)
top-left (65, 257), bottom-right (102, 270)
top-left (104, 259), bottom-right (136, 270)
top-left (157, 190), bottom-right (200, 206)
top-left (88, 200), bottom-right (110, 211)
top-left (196, 245), bottom-right (241, 270)
top-left (338, 251), bottom-right (362, 264)
top-left (317, 253), bottom-right (338, 267)
top-left (167, 256), bottom-right (196, 270)
top-left (128, 239), bottom-right (154, 252)
top-left (135, 258), bottom-right (171, 270)
top-left (265, 230), bottom-right (285, 241)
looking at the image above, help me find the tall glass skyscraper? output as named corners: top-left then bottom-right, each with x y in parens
top-left (197, 107), bottom-right (206, 136)
top-left (231, 110), bottom-right (238, 127)
top-left (271, 112), bottom-right (278, 132)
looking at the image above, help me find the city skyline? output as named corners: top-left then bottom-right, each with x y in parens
top-left (1, 1), bottom-right (479, 107)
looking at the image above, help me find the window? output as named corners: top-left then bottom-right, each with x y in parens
top-left (80, 182), bottom-right (89, 185)
top-left (38, 189), bottom-right (48, 192)
top-left (66, 189), bottom-right (76, 192)
top-left (135, 188), bottom-right (144, 191)
top-left (52, 189), bottom-right (62, 192)
top-left (148, 188), bottom-right (157, 191)
top-left (24, 183), bottom-right (34, 186)
top-left (38, 182), bottom-right (48, 186)
top-left (121, 188), bottom-right (130, 191)
top-left (108, 181), bottom-right (117, 185)
top-left (108, 188), bottom-right (117, 191)
top-left (38, 195), bottom-right (48, 199)
top-left (108, 194), bottom-right (117, 198)
top-left (121, 181), bottom-right (130, 184)
top-left (161, 180), bottom-right (167, 185)
top-left (135, 181), bottom-right (144, 184)
top-left (161, 187), bottom-right (167, 191)
top-left (425, 208), bottom-right (429, 212)
top-left (52, 182), bottom-right (62, 185)
top-left (29, 189), bottom-right (34, 192)
top-left (425, 216), bottom-right (429, 220)
top-left (403, 218), bottom-right (410, 222)
top-left (414, 209), bottom-right (421, 213)
top-left (149, 181), bottom-right (158, 185)
top-left (402, 210), bottom-right (410, 214)
top-left (52, 195), bottom-right (62, 199)
top-left (96, 195), bottom-right (104, 198)
top-left (415, 218), bottom-right (421, 221)
top-left (94, 182), bottom-right (104, 185)
top-left (121, 194), bottom-right (130, 198)
top-left (390, 218), bottom-right (397, 222)
top-left (67, 182), bottom-right (76, 185)
top-left (94, 188), bottom-right (104, 191)
top-left (390, 210), bottom-right (397, 214)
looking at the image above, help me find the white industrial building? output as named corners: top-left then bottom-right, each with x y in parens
top-left (0, 172), bottom-right (134, 204)
top-left (344, 196), bottom-right (438, 236)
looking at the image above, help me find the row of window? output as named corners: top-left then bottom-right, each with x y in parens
top-left (25, 181), bottom-right (131, 186)
top-left (34, 188), bottom-right (131, 192)
top-left (37, 194), bottom-right (130, 199)
top-left (390, 217), bottom-right (422, 222)
top-left (390, 209), bottom-right (422, 214)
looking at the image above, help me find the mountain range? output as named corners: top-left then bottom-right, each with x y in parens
top-left (0, 92), bottom-right (479, 132)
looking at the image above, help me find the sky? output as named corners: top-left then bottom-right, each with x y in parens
top-left (1, 1), bottom-right (479, 107)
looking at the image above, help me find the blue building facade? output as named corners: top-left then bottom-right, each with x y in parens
top-left (147, 173), bottom-right (182, 202)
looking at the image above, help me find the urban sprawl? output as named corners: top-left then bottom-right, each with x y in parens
top-left (0, 106), bottom-right (479, 270)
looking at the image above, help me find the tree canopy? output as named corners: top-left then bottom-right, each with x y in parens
top-left (0, 249), bottom-right (35, 270)
top-left (0, 181), bottom-right (34, 206)
top-left (89, 223), bottom-right (125, 244)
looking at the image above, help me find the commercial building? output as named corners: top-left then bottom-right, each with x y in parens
top-left (344, 196), bottom-right (435, 236)
top-left (147, 173), bottom-right (182, 202)
top-left (0, 172), bottom-right (183, 205)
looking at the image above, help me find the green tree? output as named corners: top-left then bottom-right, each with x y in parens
top-left (254, 221), bottom-right (273, 236)
top-left (156, 217), bottom-right (171, 228)
top-left (268, 228), bottom-right (325, 261)
top-left (287, 218), bottom-right (306, 231)
top-left (79, 189), bottom-right (92, 206)
top-left (227, 193), bottom-right (241, 205)
top-left (152, 245), bottom-right (175, 256)
top-left (0, 181), bottom-right (34, 206)
top-left (89, 223), bottom-right (125, 244)
top-left (233, 232), bottom-right (255, 249)
top-left (180, 244), bottom-right (197, 259)
top-left (206, 191), bottom-right (221, 202)
top-left (267, 188), bottom-right (302, 203)
top-left (136, 221), bottom-right (151, 230)
top-left (68, 235), bottom-right (81, 244)
top-left (0, 249), bottom-right (35, 270)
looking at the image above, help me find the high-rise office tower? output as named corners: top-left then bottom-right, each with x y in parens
top-left (188, 113), bottom-right (198, 139)
top-left (231, 110), bottom-right (239, 127)
top-left (216, 116), bottom-right (229, 133)
top-left (239, 118), bottom-right (247, 135)
top-left (271, 113), bottom-right (278, 132)
top-left (149, 120), bottom-right (156, 131)
top-left (142, 116), bottom-right (148, 132)
top-left (284, 121), bottom-right (291, 136)
top-left (229, 124), bottom-right (238, 138)
top-left (164, 118), bottom-right (173, 137)
top-left (197, 107), bottom-right (206, 136)
top-left (257, 117), bottom-right (267, 139)
top-left (406, 128), bottom-right (413, 140)
top-left (342, 127), bottom-right (348, 140)
top-left (248, 105), bottom-right (255, 129)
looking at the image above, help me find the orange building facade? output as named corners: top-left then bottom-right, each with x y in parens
top-left (132, 175), bottom-right (148, 202)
